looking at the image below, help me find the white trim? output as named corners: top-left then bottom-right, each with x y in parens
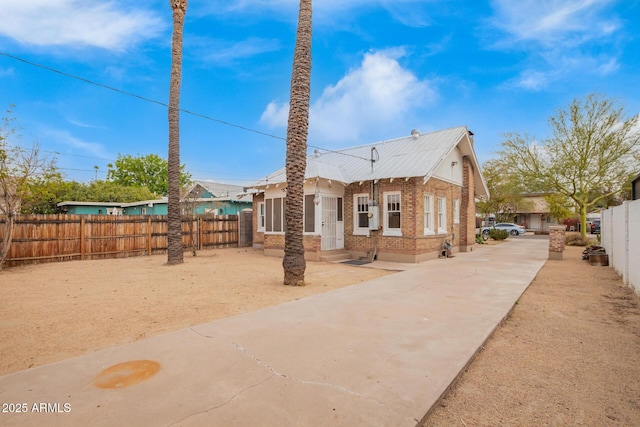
top-left (454, 199), bottom-right (460, 224)
top-left (257, 201), bottom-right (265, 232)
top-left (383, 191), bottom-right (402, 237)
top-left (264, 197), bottom-right (285, 234)
top-left (353, 193), bottom-right (370, 236)
top-left (437, 196), bottom-right (447, 234)
top-left (424, 193), bottom-right (435, 235)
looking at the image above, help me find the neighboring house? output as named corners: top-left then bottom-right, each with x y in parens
top-left (57, 200), bottom-right (167, 215)
top-left (185, 181), bottom-right (253, 215)
top-left (57, 181), bottom-right (253, 216)
top-left (512, 194), bottom-right (563, 233)
top-left (249, 126), bottom-right (488, 263)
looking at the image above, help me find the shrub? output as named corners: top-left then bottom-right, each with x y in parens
top-left (565, 232), bottom-right (597, 246)
top-left (476, 233), bottom-right (486, 244)
top-left (489, 228), bottom-right (509, 240)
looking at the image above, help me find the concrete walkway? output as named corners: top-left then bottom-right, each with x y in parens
top-left (0, 238), bottom-right (548, 426)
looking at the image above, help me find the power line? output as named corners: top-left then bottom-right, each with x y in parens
top-left (0, 51), bottom-right (285, 142)
top-left (1, 51), bottom-right (371, 163)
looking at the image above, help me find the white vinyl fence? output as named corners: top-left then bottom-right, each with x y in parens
top-left (601, 199), bottom-right (640, 296)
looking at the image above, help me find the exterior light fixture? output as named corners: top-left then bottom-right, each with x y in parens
top-left (314, 180), bottom-right (321, 205)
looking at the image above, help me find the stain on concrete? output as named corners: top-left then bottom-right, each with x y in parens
top-left (93, 360), bottom-right (160, 389)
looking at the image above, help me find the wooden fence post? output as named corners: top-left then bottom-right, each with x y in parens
top-left (80, 216), bottom-right (85, 260)
top-left (147, 216), bottom-right (152, 256)
top-left (198, 217), bottom-right (203, 251)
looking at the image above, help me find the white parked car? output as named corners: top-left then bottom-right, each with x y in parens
top-left (481, 223), bottom-right (527, 237)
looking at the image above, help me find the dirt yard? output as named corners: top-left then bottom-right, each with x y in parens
top-left (423, 245), bottom-right (640, 426)
top-left (2, 243), bottom-right (639, 426)
top-left (0, 248), bottom-right (393, 376)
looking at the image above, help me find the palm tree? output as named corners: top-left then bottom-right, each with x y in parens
top-left (283, 0), bottom-right (312, 286)
top-left (167, 0), bottom-right (187, 265)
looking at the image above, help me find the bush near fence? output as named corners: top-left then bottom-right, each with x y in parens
top-left (0, 214), bottom-right (240, 268)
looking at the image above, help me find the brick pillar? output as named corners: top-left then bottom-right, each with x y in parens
top-left (459, 156), bottom-right (474, 252)
top-left (548, 225), bottom-right (566, 260)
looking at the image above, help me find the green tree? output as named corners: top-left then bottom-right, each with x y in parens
top-left (499, 93), bottom-right (640, 237)
top-left (1, 106), bottom-right (57, 270)
top-left (543, 193), bottom-right (574, 223)
top-left (21, 170), bottom-right (68, 214)
top-left (282, 0), bottom-right (312, 286)
top-left (167, 0), bottom-right (188, 265)
top-left (107, 153), bottom-right (191, 196)
top-left (476, 159), bottom-right (532, 223)
top-left (61, 180), bottom-right (158, 203)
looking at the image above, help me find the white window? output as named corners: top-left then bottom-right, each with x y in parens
top-left (424, 194), bottom-right (434, 234)
top-left (265, 198), bottom-right (284, 233)
top-left (454, 199), bottom-right (460, 224)
top-left (257, 202), bottom-right (265, 231)
top-left (383, 192), bottom-right (402, 236)
top-left (437, 196), bottom-right (447, 234)
top-left (353, 194), bottom-right (369, 235)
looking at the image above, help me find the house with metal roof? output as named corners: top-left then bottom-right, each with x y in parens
top-left (57, 180), bottom-right (253, 216)
top-left (249, 126), bottom-right (489, 263)
top-left (185, 181), bottom-right (253, 215)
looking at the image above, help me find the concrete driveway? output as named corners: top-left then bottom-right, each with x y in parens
top-left (0, 238), bottom-right (548, 426)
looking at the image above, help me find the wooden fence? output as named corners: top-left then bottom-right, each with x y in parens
top-left (1, 214), bottom-right (241, 268)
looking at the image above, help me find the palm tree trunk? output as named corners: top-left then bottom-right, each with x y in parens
top-left (167, 0), bottom-right (187, 265)
top-left (283, 0), bottom-right (312, 286)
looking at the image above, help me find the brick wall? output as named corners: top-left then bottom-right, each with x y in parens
top-left (254, 169), bottom-right (476, 262)
top-left (343, 177), bottom-right (463, 262)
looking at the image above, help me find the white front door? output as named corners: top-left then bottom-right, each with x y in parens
top-left (321, 196), bottom-right (344, 251)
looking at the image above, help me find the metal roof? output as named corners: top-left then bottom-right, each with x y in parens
top-left (251, 126), bottom-right (488, 197)
top-left (191, 181), bottom-right (248, 199)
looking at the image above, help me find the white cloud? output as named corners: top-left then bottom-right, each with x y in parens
top-left (596, 58), bottom-right (619, 75)
top-left (0, 67), bottom-right (16, 77)
top-left (260, 102), bottom-right (290, 129)
top-left (201, 38), bottom-right (282, 65)
top-left (260, 49), bottom-right (436, 144)
top-left (505, 70), bottom-right (549, 92)
top-left (43, 128), bottom-right (111, 159)
top-left (489, 0), bottom-right (620, 47)
top-left (65, 118), bottom-right (107, 130)
top-left (487, 0), bottom-right (624, 90)
top-left (199, 0), bottom-right (436, 27)
top-left (0, 0), bottom-right (165, 51)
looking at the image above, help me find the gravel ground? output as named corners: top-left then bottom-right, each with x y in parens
top-left (423, 244), bottom-right (640, 426)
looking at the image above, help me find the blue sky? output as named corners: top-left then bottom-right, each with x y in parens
top-left (1, 0), bottom-right (639, 186)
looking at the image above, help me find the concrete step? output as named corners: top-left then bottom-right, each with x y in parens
top-left (319, 251), bottom-right (352, 263)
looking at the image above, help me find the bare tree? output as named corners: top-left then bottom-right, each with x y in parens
top-left (1, 107), bottom-right (56, 270)
top-left (283, 0), bottom-right (312, 286)
top-left (167, 0), bottom-right (187, 265)
top-left (180, 186), bottom-right (205, 257)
